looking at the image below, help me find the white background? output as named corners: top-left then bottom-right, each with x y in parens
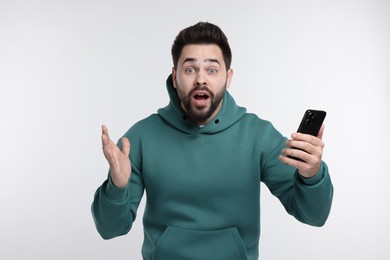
top-left (1, 0), bottom-right (389, 259)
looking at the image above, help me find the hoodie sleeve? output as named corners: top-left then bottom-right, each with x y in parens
top-left (261, 135), bottom-right (334, 227)
top-left (91, 140), bottom-right (144, 239)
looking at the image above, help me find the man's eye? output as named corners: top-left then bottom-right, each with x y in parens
top-left (208, 68), bottom-right (217, 74)
top-left (185, 68), bottom-right (195, 73)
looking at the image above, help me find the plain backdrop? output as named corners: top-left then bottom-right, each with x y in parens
top-left (1, 0), bottom-right (389, 259)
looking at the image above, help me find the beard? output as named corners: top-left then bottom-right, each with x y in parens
top-left (177, 84), bottom-right (226, 125)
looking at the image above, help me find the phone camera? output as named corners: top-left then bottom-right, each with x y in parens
top-left (305, 111), bottom-right (317, 125)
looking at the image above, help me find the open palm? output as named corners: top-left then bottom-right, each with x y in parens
top-left (101, 125), bottom-right (131, 187)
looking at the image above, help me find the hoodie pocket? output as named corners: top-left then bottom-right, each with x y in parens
top-left (152, 226), bottom-right (248, 260)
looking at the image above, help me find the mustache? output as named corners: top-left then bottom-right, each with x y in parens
top-left (188, 86), bottom-right (214, 99)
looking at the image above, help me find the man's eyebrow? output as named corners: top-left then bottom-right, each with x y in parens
top-left (182, 58), bottom-right (221, 65)
top-left (182, 57), bottom-right (197, 64)
top-left (205, 58), bottom-right (220, 65)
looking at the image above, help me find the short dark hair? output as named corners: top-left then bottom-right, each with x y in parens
top-left (171, 22), bottom-right (232, 70)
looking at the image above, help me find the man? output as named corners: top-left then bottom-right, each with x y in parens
top-left (92, 22), bottom-right (333, 260)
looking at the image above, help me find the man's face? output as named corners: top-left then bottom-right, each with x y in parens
top-left (172, 44), bottom-right (233, 125)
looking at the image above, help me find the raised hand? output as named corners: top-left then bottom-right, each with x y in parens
top-left (101, 125), bottom-right (131, 187)
top-left (279, 124), bottom-right (325, 178)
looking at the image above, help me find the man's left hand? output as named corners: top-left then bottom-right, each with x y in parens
top-left (279, 124), bottom-right (325, 178)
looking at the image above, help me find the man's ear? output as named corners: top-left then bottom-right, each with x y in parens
top-left (226, 68), bottom-right (234, 89)
top-left (172, 67), bottom-right (177, 88)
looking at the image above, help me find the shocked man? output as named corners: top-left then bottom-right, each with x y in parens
top-left (92, 22), bottom-right (333, 260)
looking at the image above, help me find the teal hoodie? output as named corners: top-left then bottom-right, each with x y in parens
top-left (92, 75), bottom-right (333, 260)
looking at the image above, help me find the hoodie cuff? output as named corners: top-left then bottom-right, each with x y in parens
top-left (296, 162), bottom-right (326, 186)
top-left (103, 175), bottom-right (129, 202)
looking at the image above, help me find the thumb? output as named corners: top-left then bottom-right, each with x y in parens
top-left (121, 137), bottom-right (131, 157)
top-left (317, 124), bottom-right (325, 140)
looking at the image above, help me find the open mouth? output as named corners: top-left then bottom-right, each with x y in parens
top-left (192, 91), bottom-right (210, 107)
top-left (194, 93), bottom-right (209, 100)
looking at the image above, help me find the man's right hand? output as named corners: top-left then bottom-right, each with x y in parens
top-left (101, 125), bottom-right (131, 188)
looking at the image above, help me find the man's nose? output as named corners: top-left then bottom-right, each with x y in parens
top-left (195, 71), bottom-right (207, 86)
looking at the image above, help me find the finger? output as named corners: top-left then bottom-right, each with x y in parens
top-left (102, 124), bottom-right (109, 138)
top-left (280, 150), bottom-right (320, 174)
top-left (121, 137), bottom-right (131, 157)
top-left (101, 129), bottom-right (110, 148)
top-left (101, 132), bottom-right (108, 147)
top-left (291, 132), bottom-right (323, 148)
top-left (282, 147), bottom-right (311, 162)
top-left (285, 139), bottom-right (322, 156)
top-left (101, 127), bottom-right (117, 160)
top-left (317, 124), bottom-right (325, 140)
top-left (280, 154), bottom-right (320, 177)
top-left (102, 125), bottom-right (116, 148)
top-left (279, 154), bottom-right (306, 169)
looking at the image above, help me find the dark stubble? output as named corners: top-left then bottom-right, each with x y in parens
top-left (177, 84), bottom-right (226, 124)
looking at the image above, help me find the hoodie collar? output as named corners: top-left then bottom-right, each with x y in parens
top-left (158, 74), bottom-right (246, 134)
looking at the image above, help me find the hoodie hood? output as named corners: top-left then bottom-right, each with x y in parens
top-left (158, 75), bottom-right (246, 134)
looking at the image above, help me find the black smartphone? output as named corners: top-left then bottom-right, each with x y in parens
top-left (297, 109), bottom-right (326, 136)
top-left (288, 109), bottom-right (326, 161)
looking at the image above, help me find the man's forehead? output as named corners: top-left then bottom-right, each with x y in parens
top-left (179, 44), bottom-right (224, 64)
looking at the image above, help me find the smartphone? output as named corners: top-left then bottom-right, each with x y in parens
top-left (288, 109), bottom-right (326, 161)
top-left (297, 109), bottom-right (326, 136)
